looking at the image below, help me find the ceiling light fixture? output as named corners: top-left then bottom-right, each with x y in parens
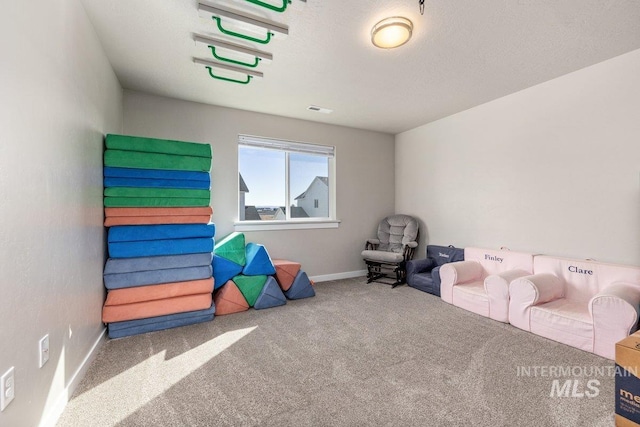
top-left (371, 16), bottom-right (413, 49)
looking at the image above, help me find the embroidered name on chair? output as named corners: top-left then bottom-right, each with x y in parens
top-left (485, 255), bottom-right (503, 263)
top-left (568, 266), bottom-right (594, 275)
top-left (438, 253), bottom-right (450, 258)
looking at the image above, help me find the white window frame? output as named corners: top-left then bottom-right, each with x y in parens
top-left (235, 134), bottom-right (339, 231)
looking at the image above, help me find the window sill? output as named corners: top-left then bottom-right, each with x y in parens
top-left (234, 219), bottom-right (341, 232)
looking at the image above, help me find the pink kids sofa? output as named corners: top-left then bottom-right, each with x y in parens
top-left (439, 247), bottom-right (534, 322)
top-left (509, 256), bottom-right (640, 359)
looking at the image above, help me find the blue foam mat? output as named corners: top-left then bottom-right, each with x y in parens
top-left (104, 253), bottom-right (212, 275)
top-left (104, 166), bottom-right (210, 182)
top-left (108, 224), bottom-right (215, 243)
top-left (108, 304), bottom-right (215, 339)
top-left (108, 237), bottom-right (214, 258)
top-left (104, 265), bottom-right (212, 290)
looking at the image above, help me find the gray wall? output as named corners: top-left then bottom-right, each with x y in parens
top-left (0, 1), bottom-right (122, 426)
top-left (123, 91), bottom-right (396, 277)
top-left (396, 49), bottom-right (640, 266)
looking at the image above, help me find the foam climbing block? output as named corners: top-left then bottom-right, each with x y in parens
top-left (284, 271), bottom-right (315, 300)
top-left (105, 134), bottom-right (212, 158)
top-left (104, 177), bottom-right (210, 190)
top-left (104, 253), bottom-right (212, 275)
top-left (104, 215), bottom-right (212, 227)
top-left (104, 265), bottom-right (212, 290)
top-left (254, 276), bottom-right (286, 310)
top-left (104, 187), bottom-right (210, 200)
top-left (272, 259), bottom-right (301, 291)
top-left (242, 243), bottom-right (276, 276)
top-left (233, 275), bottom-right (267, 307)
top-left (104, 166), bottom-right (211, 182)
top-left (102, 293), bottom-right (212, 323)
top-left (214, 232), bottom-right (246, 266)
top-left (105, 207), bottom-right (213, 218)
top-left (212, 255), bottom-right (243, 290)
top-left (108, 237), bottom-right (214, 258)
top-left (104, 149), bottom-right (211, 172)
top-left (105, 278), bottom-right (214, 306)
top-left (104, 197), bottom-right (210, 208)
top-left (108, 304), bottom-right (215, 339)
top-left (108, 224), bottom-right (215, 243)
top-left (213, 280), bottom-right (249, 315)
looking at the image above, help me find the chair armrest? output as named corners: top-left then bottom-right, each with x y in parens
top-left (484, 269), bottom-right (530, 323)
top-left (402, 242), bottom-right (418, 261)
top-left (590, 283), bottom-right (640, 359)
top-left (511, 273), bottom-right (565, 306)
top-left (439, 261), bottom-right (484, 304)
top-left (508, 274), bottom-right (564, 331)
top-left (406, 258), bottom-right (437, 277)
top-left (365, 238), bottom-right (380, 250)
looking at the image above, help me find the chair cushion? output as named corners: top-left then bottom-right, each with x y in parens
top-left (530, 298), bottom-right (593, 352)
top-left (451, 280), bottom-right (489, 317)
top-left (376, 214), bottom-right (418, 252)
top-left (362, 249), bottom-right (404, 263)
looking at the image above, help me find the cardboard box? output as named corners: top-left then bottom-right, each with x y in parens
top-left (616, 332), bottom-right (640, 426)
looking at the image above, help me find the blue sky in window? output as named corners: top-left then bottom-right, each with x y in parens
top-left (239, 147), bottom-right (328, 207)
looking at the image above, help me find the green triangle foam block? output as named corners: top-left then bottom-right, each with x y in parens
top-left (233, 275), bottom-right (267, 307)
top-left (214, 232), bottom-right (246, 266)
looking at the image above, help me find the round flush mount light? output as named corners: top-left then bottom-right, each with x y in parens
top-left (371, 16), bottom-right (413, 49)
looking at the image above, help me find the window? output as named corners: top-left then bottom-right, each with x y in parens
top-left (237, 135), bottom-right (336, 230)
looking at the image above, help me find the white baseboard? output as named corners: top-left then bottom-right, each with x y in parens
top-left (39, 328), bottom-right (106, 427)
top-left (310, 270), bottom-right (366, 283)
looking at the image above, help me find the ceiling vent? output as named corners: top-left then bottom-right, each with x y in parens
top-left (307, 105), bottom-right (333, 114)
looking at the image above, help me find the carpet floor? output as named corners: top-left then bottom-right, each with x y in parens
top-left (56, 278), bottom-right (615, 427)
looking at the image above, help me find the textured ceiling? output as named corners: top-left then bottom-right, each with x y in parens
top-left (80, 0), bottom-right (640, 134)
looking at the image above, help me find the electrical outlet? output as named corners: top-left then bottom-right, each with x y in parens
top-left (1, 367), bottom-right (15, 411)
top-left (39, 335), bottom-right (50, 368)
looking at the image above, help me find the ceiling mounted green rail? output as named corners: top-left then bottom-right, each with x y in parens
top-left (206, 66), bottom-right (252, 84)
top-left (211, 16), bottom-right (273, 44)
top-left (198, 3), bottom-right (288, 46)
top-left (246, 0), bottom-right (291, 13)
top-left (208, 46), bottom-right (260, 67)
top-left (194, 57), bottom-right (263, 85)
top-left (194, 35), bottom-right (273, 67)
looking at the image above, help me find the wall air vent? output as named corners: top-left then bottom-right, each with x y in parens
top-left (307, 105), bottom-right (333, 114)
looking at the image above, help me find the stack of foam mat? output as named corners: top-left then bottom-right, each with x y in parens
top-left (212, 232), bottom-right (316, 316)
top-left (102, 134), bottom-right (216, 338)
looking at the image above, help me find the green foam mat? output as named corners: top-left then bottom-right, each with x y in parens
top-left (104, 150), bottom-right (211, 172)
top-left (106, 134), bottom-right (212, 158)
top-left (104, 197), bottom-right (211, 207)
top-left (104, 187), bottom-right (210, 199)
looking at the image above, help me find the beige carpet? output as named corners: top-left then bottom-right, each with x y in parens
top-left (56, 278), bottom-right (615, 426)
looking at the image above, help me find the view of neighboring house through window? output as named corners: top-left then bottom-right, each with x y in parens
top-left (238, 135), bottom-right (334, 221)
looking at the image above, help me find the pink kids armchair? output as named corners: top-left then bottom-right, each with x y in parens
top-left (439, 247), bottom-right (534, 322)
